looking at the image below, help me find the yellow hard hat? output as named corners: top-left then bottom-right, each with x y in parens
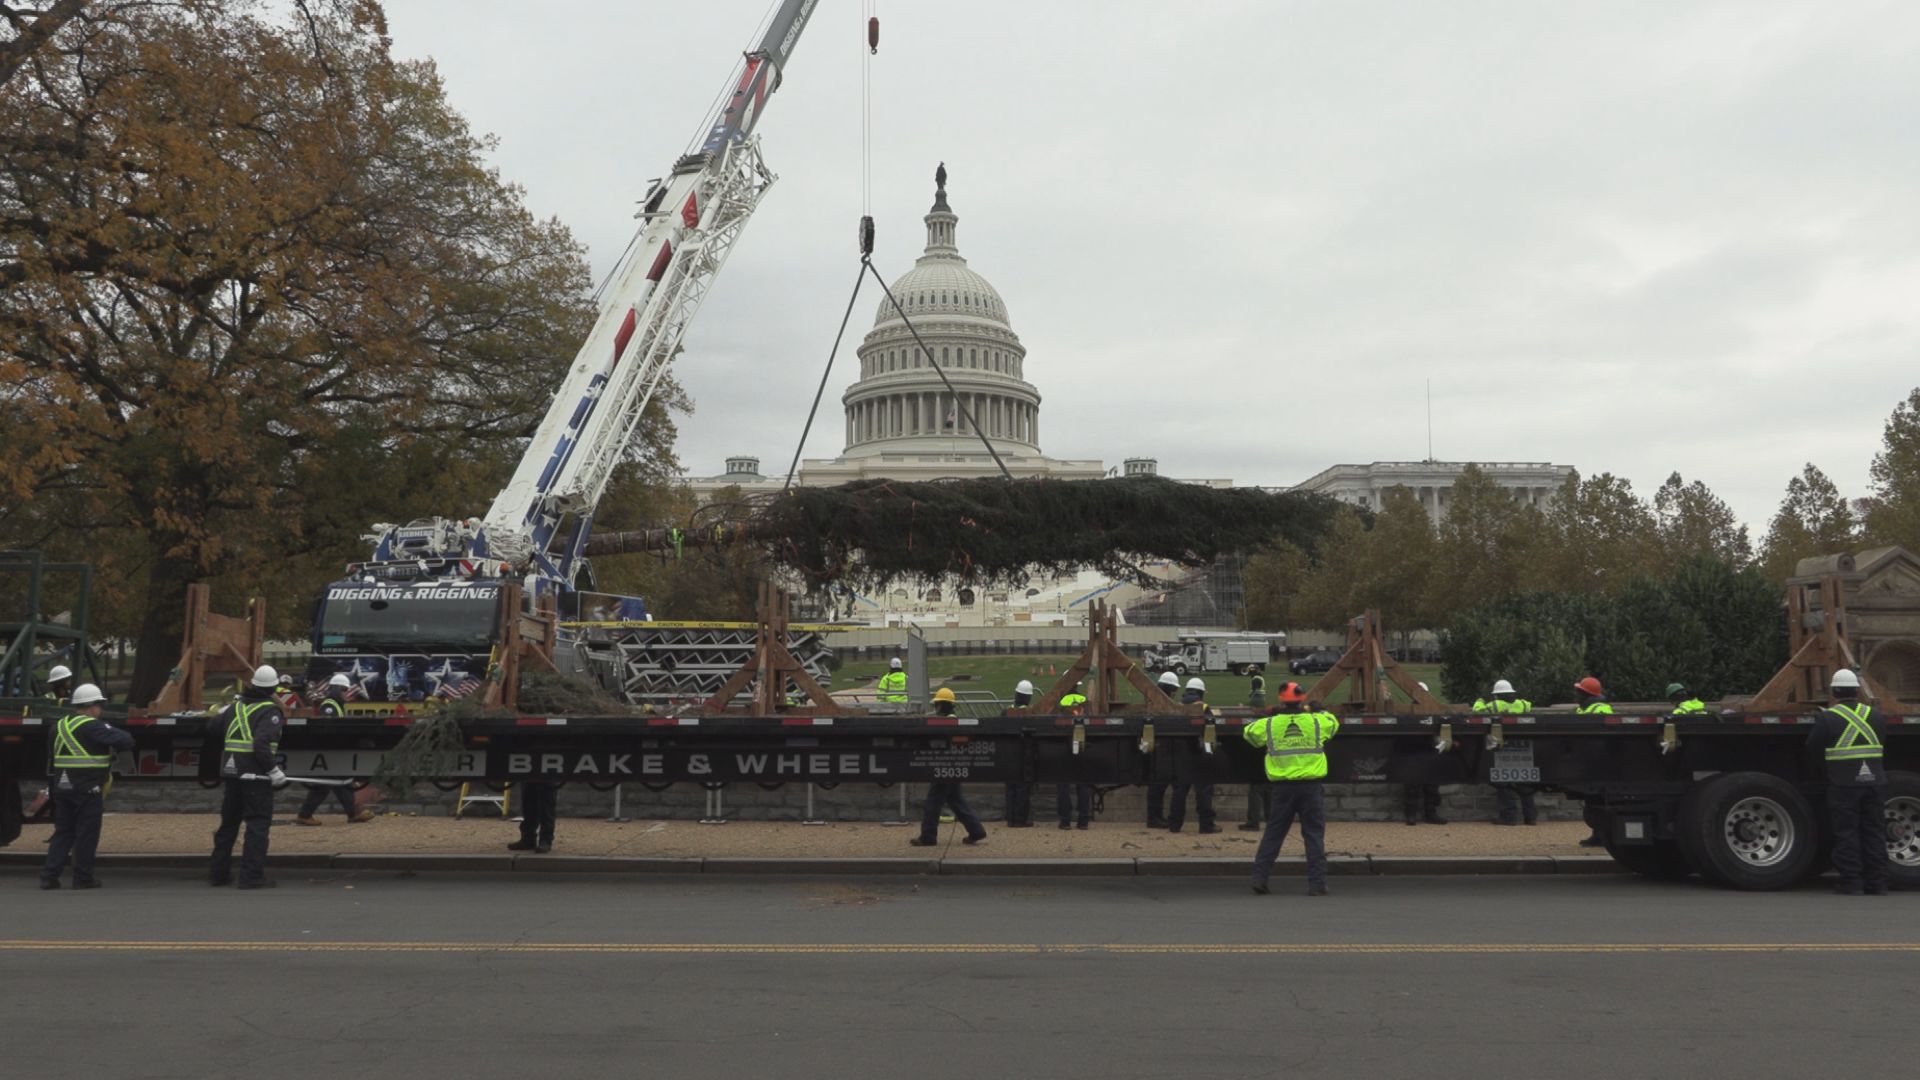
top-left (932, 687), bottom-right (957, 703)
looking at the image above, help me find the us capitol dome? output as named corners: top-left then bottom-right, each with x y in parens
top-left (688, 163), bottom-right (1104, 496)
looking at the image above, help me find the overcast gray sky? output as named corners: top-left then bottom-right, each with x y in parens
top-left (384, 0), bottom-right (1920, 529)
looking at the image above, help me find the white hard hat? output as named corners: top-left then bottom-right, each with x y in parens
top-left (889, 658), bottom-right (902, 670)
top-left (1185, 677), bottom-right (1206, 692)
top-left (1831, 668), bottom-right (1860, 691)
top-left (251, 665), bottom-right (280, 688)
top-left (70, 683), bottom-right (105, 706)
top-left (48, 664), bottom-right (72, 682)
top-left (328, 673), bottom-right (351, 688)
top-left (1417, 681), bottom-right (1430, 693)
top-left (1492, 679), bottom-right (1515, 695)
top-left (1157, 671), bottom-right (1180, 688)
top-left (1015, 679), bottom-right (1035, 696)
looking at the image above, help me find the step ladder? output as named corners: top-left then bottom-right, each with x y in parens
top-left (455, 782), bottom-right (510, 819)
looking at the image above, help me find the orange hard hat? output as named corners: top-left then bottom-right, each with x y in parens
top-left (1573, 676), bottom-right (1604, 697)
top-left (1277, 681), bottom-right (1307, 703)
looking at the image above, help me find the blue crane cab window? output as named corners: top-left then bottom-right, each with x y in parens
top-left (315, 585), bottom-right (500, 651)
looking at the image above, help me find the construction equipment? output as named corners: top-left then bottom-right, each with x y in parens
top-left (0, 551), bottom-right (96, 700)
top-left (305, 1), bottom-right (826, 704)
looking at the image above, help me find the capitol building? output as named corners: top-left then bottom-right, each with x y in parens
top-left (687, 166), bottom-right (1106, 501)
top-left (681, 165), bottom-right (1576, 628)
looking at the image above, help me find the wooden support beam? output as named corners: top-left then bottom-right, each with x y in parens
top-left (1028, 599), bottom-right (1194, 716)
top-left (1302, 610), bottom-right (1446, 714)
top-left (147, 584), bottom-right (266, 711)
top-left (699, 583), bottom-right (861, 715)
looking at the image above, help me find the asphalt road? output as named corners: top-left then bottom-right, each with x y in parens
top-left (2, 869), bottom-right (1911, 1080)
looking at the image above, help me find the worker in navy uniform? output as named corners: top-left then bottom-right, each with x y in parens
top-left (208, 665), bottom-right (288, 889)
top-left (1572, 676), bottom-right (1613, 847)
top-left (1401, 681), bottom-right (1448, 826)
top-left (295, 674), bottom-right (372, 826)
top-left (1056, 687), bottom-right (1093, 830)
top-left (1145, 670), bottom-right (1180, 828)
top-left (510, 777), bottom-right (559, 854)
top-left (1241, 673), bottom-right (1271, 831)
top-left (1809, 669), bottom-right (1891, 895)
top-left (1002, 678), bottom-right (1036, 826)
top-left (909, 688), bottom-right (987, 847)
top-left (1246, 682), bottom-right (1340, 896)
top-left (40, 683), bottom-right (132, 889)
top-left (1165, 677), bottom-right (1221, 834)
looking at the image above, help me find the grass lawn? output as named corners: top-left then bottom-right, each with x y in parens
top-left (836, 655), bottom-right (1448, 708)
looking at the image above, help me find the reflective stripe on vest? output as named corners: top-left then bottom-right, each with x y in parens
top-left (224, 701), bottom-right (273, 755)
top-left (52, 715), bottom-right (112, 770)
top-left (1672, 699), bottom-right (1707, 715)
top-left (1576, 702), bottom-right (1613, 715)
top-left (1825, 703), bottom-right (1883, 762)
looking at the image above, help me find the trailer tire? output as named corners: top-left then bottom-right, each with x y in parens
top-left (1602, 833), bottom-right (1692, 881)
top-left (1882, 771), bottom-right (1920, 891)
top-left (1675, 772), bottom-right (1817, 891)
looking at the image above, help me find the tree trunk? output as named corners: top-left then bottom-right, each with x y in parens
top-left (128, 547), bottom-right (199, 707)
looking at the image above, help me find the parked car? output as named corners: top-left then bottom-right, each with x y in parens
top-left (1288, 649), bottom-right (1342, 675)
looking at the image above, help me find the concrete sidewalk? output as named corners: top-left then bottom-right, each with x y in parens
top-left (2, 814), bottom-right (1616, 876)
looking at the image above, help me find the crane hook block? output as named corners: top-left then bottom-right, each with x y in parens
top-left (868, 17), bottom-right (879, 54)
top-left (858, 215), bottom-right (875, 257)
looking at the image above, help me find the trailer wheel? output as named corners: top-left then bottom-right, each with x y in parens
top-left (1602, 833), bottom-right (1692, 881)
top-left (1676, 772), bottom-right (1817, 890)
top-left (1883, 771), bottom-right (1920, 890)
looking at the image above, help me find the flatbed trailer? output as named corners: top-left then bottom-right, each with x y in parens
top-left (4, 703), bottom-right (1916, 891)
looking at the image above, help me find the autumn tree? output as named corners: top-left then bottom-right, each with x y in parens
top-left (1424, 464), bottom-right (1544, 621)
top-left (1653, 472), bottom-right (1751, 566)
top-left (1757, 464), bottom-right (1857, 582)
top-left (1239, 540), bottom-right (1309, 632)
top-left (1864, 387), bottom-right (1920, 553)
top-left (0, 3), bottom-right (682, 700)
top-left (1533, 472), bottom-right (1661, 594)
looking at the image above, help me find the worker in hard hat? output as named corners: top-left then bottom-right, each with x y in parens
top-left (39, 683), bottom-right (132, 890)
top-left (1242, 672), bottom-right (1274, 832)
top-left (1145, 670), bottom-right (1181, 828)
top-left (1473, 679), bottom-right (1537, 826)
top-left (1572, 676), bottom-right (1613, 848)
top-left (909, 687), bottom-right (987, 847)
top-left (877, 657), bottom-right (908, 704)
top-left (1666, 683), bottom-right (1707, 716)
top-left (1402, 681), bottom-right (1448, 827)
top-left (1245, 681), bottom-right (1339, 896)
top-left (1165, 677), bottom-right (1220, 834)
top-left (1055, 682), bottom-right (1093, 830)
top-left (1809, 669), bottom-right (1890, 895)
top-left (43, 663), bottom-right (75, 704)
top-left (1002, 679), bottom-right (1037, 827)
top-left (208, 665), bottom-right (288, 889)
top-left (295, 674), bottom-right (374, 826)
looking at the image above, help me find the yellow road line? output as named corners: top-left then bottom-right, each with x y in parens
top-left (0, 941), bottom-right (1916, 956)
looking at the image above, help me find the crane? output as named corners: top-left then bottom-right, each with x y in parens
top-left (311, 1), bottom-right (829, 706)
top-left (365, 0), bottom-right (823, 597)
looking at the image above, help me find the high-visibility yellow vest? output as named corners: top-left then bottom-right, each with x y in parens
top-left (1823, 702), bottom-right (1883, 763)
top-left (1576, 701), bottom-right (1614, 716)
top-left (320, 698), bottom-right (346, 718)
top-left (1060, 693), bottom-right (1087, 710)
top-left (1671, 699), bottom-right (1707, 715)
top-left (224, 700), bottom-right (279, 755)
top-left (51, 714), bottom-right (113, 771)
top-left (877, 670), bottom-right (908, 703)
top-left (1472, 697), bottom-right (1533, 715)
top-left (1242, 709), bottom-right (1339, 781)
